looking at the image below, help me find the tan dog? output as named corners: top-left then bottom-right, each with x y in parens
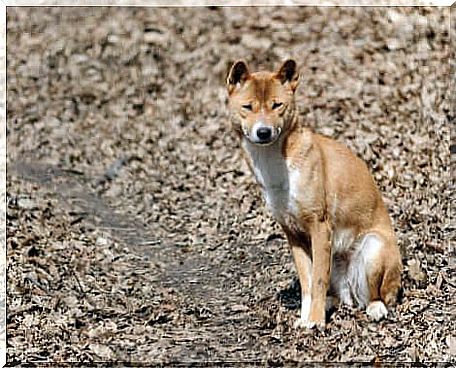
top-left (226, 59), bottom-right (402, 329)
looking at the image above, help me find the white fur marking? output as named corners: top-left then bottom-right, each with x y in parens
top-left (331, 232), bottom-right (384, 308)
top-left (347, 234), bottom-right (383, 307)
top-left (339, 283), bottom-right (354, 306)
top-left (293, 318), bottom-right (325, 330)
top-left (243, 139), bottom-right (289, 220)
top-left (332, 228), bottom-right (354, 253)
top-left (287, 166), bottom-right (301, 216)
top-left (301, 294), bottom-right (311, 321)
top-left (366, 300), bottom-right (388, 321)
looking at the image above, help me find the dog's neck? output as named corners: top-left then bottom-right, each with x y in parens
top-left (243, 134), bottom-right (285, 174)
top-left (242, 135), bottom-right (290, 220)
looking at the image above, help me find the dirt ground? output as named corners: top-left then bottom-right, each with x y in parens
top-left (6, 6), bottom-right (455, 365)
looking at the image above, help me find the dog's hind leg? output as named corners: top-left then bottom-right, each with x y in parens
top-left (347, 232), bottom-right (402, 321)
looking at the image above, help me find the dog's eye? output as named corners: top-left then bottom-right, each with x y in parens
top-left (242, 104), bottom-right (253, 111)
top-left (272, 102), bottom-right (283, 110)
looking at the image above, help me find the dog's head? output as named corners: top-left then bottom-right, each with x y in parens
top-left (226, 59), bottom-right (300, 146)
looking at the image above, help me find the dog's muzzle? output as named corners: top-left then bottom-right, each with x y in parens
top-left (245, 123), bottom-right (282, 145)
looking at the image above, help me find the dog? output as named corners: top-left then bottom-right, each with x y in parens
top-left (226, 59), bottom-right (402, 329)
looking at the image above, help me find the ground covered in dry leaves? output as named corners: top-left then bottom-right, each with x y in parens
top-left (6, 6), bottom-right (455, 365)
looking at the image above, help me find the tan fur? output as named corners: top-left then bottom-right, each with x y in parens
top-left (226, 60), bottom-right (402, 329)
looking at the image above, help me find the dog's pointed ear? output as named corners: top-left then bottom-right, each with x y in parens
top-left (276, 59), bottom-right (299, 92)
top-left (226, 60), bottom-right (250, 94)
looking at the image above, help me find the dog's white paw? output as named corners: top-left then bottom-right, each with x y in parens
top-left (293, 318), bottom-right (325, 330)
top-left (366, 301), bottom-right (388, 321)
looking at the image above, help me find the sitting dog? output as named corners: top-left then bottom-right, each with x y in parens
top-left (226, 59), bottom-right (402, 329)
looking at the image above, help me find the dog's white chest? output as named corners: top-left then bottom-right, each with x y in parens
top-left (243, 140), bottom-right (300, 221)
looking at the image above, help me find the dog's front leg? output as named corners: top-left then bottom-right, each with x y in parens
top-left (287, 234), bottom-right (312, 329)
top-left (308, 219), bottom-right (331, 330)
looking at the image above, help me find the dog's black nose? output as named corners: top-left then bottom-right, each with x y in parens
top-left (256, 127), bottom-right (272, 141)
